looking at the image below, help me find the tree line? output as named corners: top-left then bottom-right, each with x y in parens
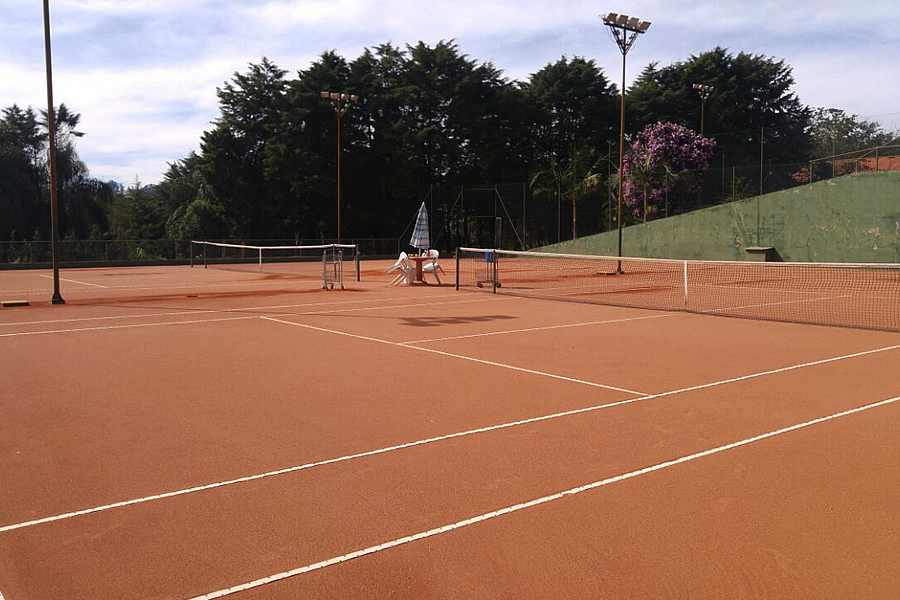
top-left (2, 42), bottom-right (894, 247)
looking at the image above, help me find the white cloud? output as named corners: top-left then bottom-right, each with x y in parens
top-left (244, 0), bottom-right (364, 30)
top-left (2, 0), bottom-right (899, 184)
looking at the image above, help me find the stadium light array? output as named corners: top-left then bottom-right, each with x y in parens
top-left (320, 92), bottom-right (359, 242)
top-left (693, 83), bottom-right (714, 135)
top-left (601, 12), bottom-right (650, 268)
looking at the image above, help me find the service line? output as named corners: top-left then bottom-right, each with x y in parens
top-left (402, 312), bottom-right (673, 344)
top-left (188, 392), bottom-right (900, 599)
top-left (261, 316), bottom-right (645, 395)
top-left (2, 336), bottom-right (898, 535)
top-left (38, 274), bottom-right (108, 288)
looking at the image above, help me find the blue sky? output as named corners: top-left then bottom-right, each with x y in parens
top-left (2, 0), bottom-right (898, 185)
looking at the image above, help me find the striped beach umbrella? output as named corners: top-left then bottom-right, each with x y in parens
top-left (409, 202), bottom-right (430, 250)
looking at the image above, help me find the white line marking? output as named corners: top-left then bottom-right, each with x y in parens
top-left (3, 341), bottom-right (897, 535)
top-left (293, 296), bottom-right (503, 316)
top-left (403, 313), bottom-right (673, 344)
top-left (260, 317), bottom-right (645, 395)
top-left (700, 293), bottom-right (855, 315)
top-left (38, 274), bottom-right (107, 288)
top-left (0, 309), bottom-right (217, 327)
top-left (187, 393), bottom-right (900, 599)
top-left (0, 315), bottom-right (260, 338)
top-left (7, 277), bottom-right (325, 297)
top-left (0, 295), bottom-right (502, 329)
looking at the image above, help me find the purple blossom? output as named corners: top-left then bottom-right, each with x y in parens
top-left (622, 122), bottom-right (716, 218)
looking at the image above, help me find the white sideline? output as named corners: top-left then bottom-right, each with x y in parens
top-left (2, 339), bottom-right (898, 535)
top-left (187, 393), bottom-right (900, 599)
top-left (0, 296), bottom-right (502, 329)
top-left (0, 315), bottom-right (261, 337)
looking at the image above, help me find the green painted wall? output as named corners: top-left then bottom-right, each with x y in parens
top-left (544, 171), bottom-right (900, 263)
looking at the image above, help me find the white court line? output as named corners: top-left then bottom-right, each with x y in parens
top-left (0, 295), bottom-right (505, 329)
top-left (700, 293), bottom-right (854, 315)
top-left (403, 312), bottom-right (673, 344)
top-left (188, 393), bottom-right (900, 599)
top-left (501, 286), bottom-right (856, 317)
top-left (38, 274), bottom-right (108, 288)
top-left (260, 317), bottom-right (645, 396)
top-left (297, 296), bottom-right (503, 316)
top-left (1, 341), bottom-right (897, 536)
top-left (0, 315), bottom-right (260, 338)
top-left (10, 277), bottom-right (328, 297)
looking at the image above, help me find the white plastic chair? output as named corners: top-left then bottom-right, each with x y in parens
top-left (385, 251), bottom-right (413, 285)
top-left (422, 249), bottom-right (445, 285)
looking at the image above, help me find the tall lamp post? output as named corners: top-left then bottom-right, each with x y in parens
top-left (43, 0), bottom-right (64, 304)
top-left (827, 107), bottom-right (840, 179)
top-left (601, 12), bottom-right (650, 270)
top-left (320, 91), bottom-right (358, 242)
top-left (692, 83), bottom-right (713, 136)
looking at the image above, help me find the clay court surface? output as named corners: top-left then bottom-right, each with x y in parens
top-left (1, 260), bottom-right (899, 599)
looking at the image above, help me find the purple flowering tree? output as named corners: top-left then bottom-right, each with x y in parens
top-left (622, 122), bottom-right (716, 220)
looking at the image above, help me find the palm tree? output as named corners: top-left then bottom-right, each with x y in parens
top-left (530, 145), bottom-right (605, 240)
top-left (40, 103), bottom-right (84, 147)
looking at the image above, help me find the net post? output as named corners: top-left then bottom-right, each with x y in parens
top-left (258, 247), bottom-right (263, 272)
top-left (355, 244), bottom-right (360, 282)
top-left (455, 249), bottom-right (459, 290)
top-left (190, 241), bottom-right (194, 267)
top-left (683, 260), bottom-right (689, 306)
top-left (491, 249), bottom-right (498, 294)
top-left (203, 242), bottom-right (207, 269)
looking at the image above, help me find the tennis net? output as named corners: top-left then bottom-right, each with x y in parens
top-left (455, 247), bottom-right (900, 332)
top-left (190, 241), bottom-right (360, 288)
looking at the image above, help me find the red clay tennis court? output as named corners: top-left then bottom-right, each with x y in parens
top-left (1, 257), bottom-right (900, 599)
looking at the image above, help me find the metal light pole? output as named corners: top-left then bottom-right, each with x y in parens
top-left (601, 12), bottom-right (650, 271)
top-left (827, 107), bottom-right (840, 179)
top-left (43, 0), bottom-right (64, 304)
top-left (693, 83), bottom-right (713, 136)
top-left (320, 91), bottom-right (358, 243)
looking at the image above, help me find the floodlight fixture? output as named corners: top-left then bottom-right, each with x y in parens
top-left (602, 12), bottom-right (651, 38)
top-left (320, 91), bottom-right (360, 241)
top-left (693, 83), bottom-right (714, 135)
top-left (601, 11), bottom-right (651, 267)
top-left (693, 83), bottom-right (713, 100)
